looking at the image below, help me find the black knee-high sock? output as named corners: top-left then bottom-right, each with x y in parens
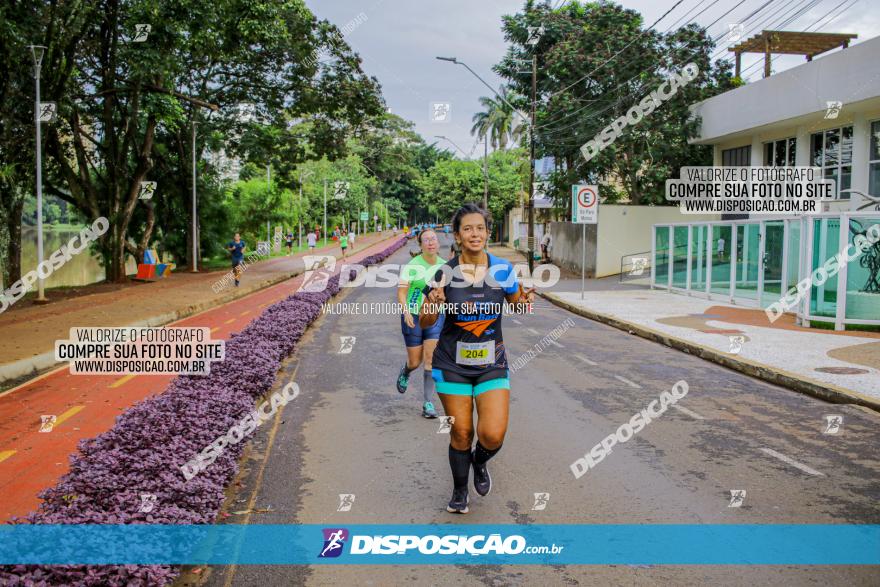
top-left (473, 441), bottom-right (502, 465)
top-left (449, 445), bottom-right (472, 489)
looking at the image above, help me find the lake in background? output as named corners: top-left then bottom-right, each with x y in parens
top-left (14, 226), bottom-right (137, 289)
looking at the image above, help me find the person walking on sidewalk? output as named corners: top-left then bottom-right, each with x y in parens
top-left (396, 228), bottom-right (446, 418)
top-left (420, 203), bottom-right (535, 514)
top-left (226, 233), bottom-right (247, 287)
top-left (307, 229), bottom-right (318, 251)
top-left (286, 231), bottom-right (294, 255)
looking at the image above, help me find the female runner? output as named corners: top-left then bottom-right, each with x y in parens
top-left (396, 229), bottom-right (446, 418)
top-left (420, 203), bottom-right (534, 513)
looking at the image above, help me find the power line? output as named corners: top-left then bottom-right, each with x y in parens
top-left (535, 0), bottom-right (759, 135)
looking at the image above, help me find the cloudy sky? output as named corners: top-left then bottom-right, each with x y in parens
top-left (304, 0), bottom-right (878, 157)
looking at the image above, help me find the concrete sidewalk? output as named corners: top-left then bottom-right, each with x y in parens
top-left (0, 231), bottom-right (396, 385)
top-left (490, 244), bottom-right (880, 411)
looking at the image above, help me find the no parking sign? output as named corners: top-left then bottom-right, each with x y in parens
top-left (572, 184), bottom-right (599, 224)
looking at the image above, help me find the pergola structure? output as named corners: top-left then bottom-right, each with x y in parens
top-left (729, 30), bottom-right (857, 79)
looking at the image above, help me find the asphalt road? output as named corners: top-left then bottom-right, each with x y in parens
top-left (190, 234), bottom-right (880, 587)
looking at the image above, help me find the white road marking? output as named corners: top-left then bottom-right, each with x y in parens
top-left (512, 319), bottom-right (522, 325)
top-left (671, 404), bottom-right (705, 420)
top-left (576, 354), bottom-right (597, 366)
top-left (614, 375), bottom-right (642, 389)
top-left (548, 339), bottom-right (564, 348)
top-left (760, 447), bottom-right (825, 477)
top-left (527, 327), bottom-right (540, 335)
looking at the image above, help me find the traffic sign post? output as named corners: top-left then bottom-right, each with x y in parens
top-left (572, 185), bottom-right (599, 300)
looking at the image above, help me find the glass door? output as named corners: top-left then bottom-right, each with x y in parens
top-left (761, 221), bottom-right (785, 306)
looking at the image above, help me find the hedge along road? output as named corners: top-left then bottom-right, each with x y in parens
top-left (201, 234), bottom-right (880, 587)
top-left (0, 234), bottom-right (399, 523)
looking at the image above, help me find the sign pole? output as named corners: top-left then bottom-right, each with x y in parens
top-left (581, 222), bottom-right (586, 300)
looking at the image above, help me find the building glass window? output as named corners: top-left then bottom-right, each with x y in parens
top-left (811, 126), bottom-right (853, 199)
top-left (869, 120), bottom-right (880, 197)
top-left (722, 146), bottom-right (750, 166)
top-left (763, 137), bottom-right (796, 166)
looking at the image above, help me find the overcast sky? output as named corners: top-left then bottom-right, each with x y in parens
top-left (304, 0), bottom-right (878, 158)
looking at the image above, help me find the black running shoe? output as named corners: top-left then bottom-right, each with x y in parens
top-left (472, 455), bottom-right (492, 496)
top-left (396, 365), bottom-right (409, 394)
top-left (446, 486), bottom-right (469, 514)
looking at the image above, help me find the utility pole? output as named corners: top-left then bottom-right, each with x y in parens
top-left (528, 54), bottom-right (537, 273)
top-left (191, 121), bottom-right (199, 272)
top-left (483, 134), bottom-right (489, 211)
top-left (29, 46), bottom-right (48, 301)
top-left (266, 165), bottom-right (271, 243)
top-left (323, 178), bottom-right (328, 247)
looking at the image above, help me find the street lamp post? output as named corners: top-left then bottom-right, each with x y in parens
top-left (436, 56), bottom-right (531, 252)
top-left (191, 121), bottom-right (199, 272)
top-left (298, 170), bottom-right (314, 250)
top-left (433, 134), bottom-right (468, 159)
top-left (528, 54), bottom-right (536, 273)
top-left (323, 178), bottom-right (328, 246)
top-left (29, 45), bottom-right (48, 302)
top-left (483, 134), bottom-right (489, 211)
top-left (266, 165), bottom-right (271, 243)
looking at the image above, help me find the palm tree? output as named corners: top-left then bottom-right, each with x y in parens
top-left (470, 87), bottom-right (524, 150)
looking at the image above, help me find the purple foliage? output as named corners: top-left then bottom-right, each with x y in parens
top-left (0, 238), bottom-right (406, 586)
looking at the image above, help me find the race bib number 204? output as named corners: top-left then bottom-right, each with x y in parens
top-left (455, 341), bottom-right (494, 366)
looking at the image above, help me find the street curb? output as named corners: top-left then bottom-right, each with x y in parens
top-left (0, 235), bottom-right (396, 387)
top-left (542, 291), bottom-right (880, 414)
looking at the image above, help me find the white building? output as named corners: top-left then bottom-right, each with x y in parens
top-left (651, 34), bottom-right (880, 330)
top-left (690, 32), bottom-right (880, 211)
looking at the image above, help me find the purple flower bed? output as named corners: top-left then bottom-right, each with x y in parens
top-left (1, 238), bottom-right (406, 587)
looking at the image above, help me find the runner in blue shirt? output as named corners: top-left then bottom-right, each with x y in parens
top-left (226, 233), bottom-right (246, 287)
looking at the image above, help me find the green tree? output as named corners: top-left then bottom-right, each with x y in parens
top-left (496, 0), bottom-right (737, 207)
top-left (470, 87), bottom-right (526, 150)
top-left (4, 0), bottom-right (384, 282)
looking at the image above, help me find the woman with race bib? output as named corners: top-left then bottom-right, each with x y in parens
top-left (420, 203), bottom-right (534, 514)
top-left (396, 229), bottom-right (446, 418)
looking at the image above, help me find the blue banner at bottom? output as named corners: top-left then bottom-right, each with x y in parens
top-left (1, 524), bottom-right (878, 565)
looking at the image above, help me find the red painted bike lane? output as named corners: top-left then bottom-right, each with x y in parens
top-left (0, 237), bottom-right (402, 522)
